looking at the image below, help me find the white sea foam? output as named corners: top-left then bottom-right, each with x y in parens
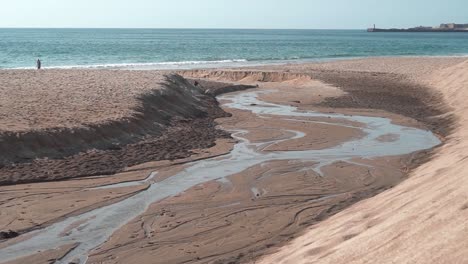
top-left (10, 59), bottom-right (249, 70)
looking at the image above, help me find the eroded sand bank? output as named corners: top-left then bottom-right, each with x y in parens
top-left (258, 58), bottom-right (468, 264)
top-left (0, 57), bottom-right (464, 263)
top-left (0, 72), bottom-right (250, 185)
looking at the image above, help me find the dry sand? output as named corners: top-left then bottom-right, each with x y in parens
top-left (0, 70), bottom-right (166, 132)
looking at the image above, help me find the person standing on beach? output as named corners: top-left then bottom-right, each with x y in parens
top-left (36, 59), bottom-right (41, 70)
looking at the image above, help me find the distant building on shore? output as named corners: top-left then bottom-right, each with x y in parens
top-left (368, 23), bottom-right (468, 32)
top-left (439, 23), bottom-right (468, 29)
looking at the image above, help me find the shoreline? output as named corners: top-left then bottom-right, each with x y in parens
top-left (0, 56), bottom-right (465, 263)
top-left (3, 54), bottom-right (468, 71)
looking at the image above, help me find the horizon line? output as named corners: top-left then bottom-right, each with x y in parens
top-left (0, 27), bottom-right (366, 30)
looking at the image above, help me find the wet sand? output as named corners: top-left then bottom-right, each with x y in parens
top-left (0, 57), bottom-right (464, 263)
top-left (84, 88), bottom-right (419, 263)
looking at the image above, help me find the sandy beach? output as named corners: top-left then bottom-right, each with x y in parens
top-left (0, 57), bottom-right (466, 264)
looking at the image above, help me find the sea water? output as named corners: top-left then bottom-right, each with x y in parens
top-left (1, 28), bottom-right (468, 69)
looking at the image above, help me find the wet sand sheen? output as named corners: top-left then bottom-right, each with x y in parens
top-left (0, 88), bottom-right (439, 264)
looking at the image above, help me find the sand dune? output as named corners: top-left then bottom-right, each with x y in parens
top-left (258, 59), bottom-right (468, 264)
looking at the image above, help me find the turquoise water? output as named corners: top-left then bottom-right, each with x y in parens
top-left (1, 29), bottom-right (468, 69)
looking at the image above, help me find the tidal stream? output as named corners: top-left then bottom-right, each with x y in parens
top-left (0, 91), bottom-right (441, 264)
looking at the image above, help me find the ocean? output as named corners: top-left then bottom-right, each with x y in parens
top-left (1, 28), bottom-right (468, 69)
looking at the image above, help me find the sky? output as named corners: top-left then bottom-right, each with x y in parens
top-left (0, 0), bottom-right (467, 29)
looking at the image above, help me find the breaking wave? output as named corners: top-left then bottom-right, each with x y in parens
top-left (11, 59), bottom-right (249, 70)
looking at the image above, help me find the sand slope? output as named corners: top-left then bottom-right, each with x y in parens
top-left (0, 72), bottom-right (234, 184)
top-left (258, 60), bottom-right (468, 263)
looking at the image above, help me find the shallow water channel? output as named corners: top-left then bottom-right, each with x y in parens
top-left (0, 91), bottom-right (441, 264)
